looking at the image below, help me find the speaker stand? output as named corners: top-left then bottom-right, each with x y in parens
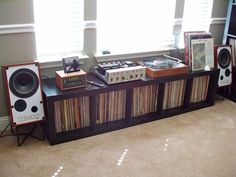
top-left (11, 122), bottom-right (45, 147)
top-left (216, 93), bottom-right (225, 100)
top-left (217, 85), bottom-right (231, 101)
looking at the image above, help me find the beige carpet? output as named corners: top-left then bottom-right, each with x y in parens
top-left (1, 99), bottom-right (236, 177)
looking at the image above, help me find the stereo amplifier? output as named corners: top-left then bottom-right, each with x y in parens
top-left (94, 65), bottom-right (146, 84)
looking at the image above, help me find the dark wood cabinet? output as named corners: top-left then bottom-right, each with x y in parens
top-left (223, 0), bottom-right (236, 45)
top-left (221, 0), bottom-right (236, 100)
top-left (42, 69), bottom-right (219, 145)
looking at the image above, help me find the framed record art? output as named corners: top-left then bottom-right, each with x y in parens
top-left (62, 56), bottom-right (80, 73)
top-left (191, 38), bottom-right (214, 71)
top-left (191, 42), bottom-right (206, 71)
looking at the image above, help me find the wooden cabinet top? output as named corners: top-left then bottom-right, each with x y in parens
top-left (42, 69), bottom-right (219, 100)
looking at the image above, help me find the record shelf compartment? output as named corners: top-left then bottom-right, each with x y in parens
top-left (42, 69), bottom-right (219, 145)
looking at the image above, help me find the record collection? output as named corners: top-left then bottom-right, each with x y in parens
top-left (229, 38), bottom-right (236, 66)
top-left (184, 31), bottom-right (214, 71)
top-left (131, 84), bottom-right (159, 117)
top-left (96, 90), bottom-right (127, 124)
top-left (162, 79), bottom-right (186, 110)
top-left (190, 75), bottom-right (210, 103)
top-left (54, 96), bottom-right (90, 132)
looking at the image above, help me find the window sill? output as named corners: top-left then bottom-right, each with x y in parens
top-left (95, 47), bottom-right (177, 62)
top-left (37, 55), bottom-right (89, 69)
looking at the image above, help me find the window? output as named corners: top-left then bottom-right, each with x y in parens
top-left (33, 0), bottom-right (215, 62)
top-left (97, 0), bottom-right (176, 55)
top-left (33, 0), bottom-right (84, 62)
top-left (179, 0), bottom-right (214, 47)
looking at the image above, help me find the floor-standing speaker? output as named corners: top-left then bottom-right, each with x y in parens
top-left (2, 62), bottom-right (45, 126)
top-left (214, 45), bottom-right (232, 87)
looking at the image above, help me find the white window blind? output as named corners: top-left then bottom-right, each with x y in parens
top-left (179, 0), bottom-right (213, 47)
top-left (33, 0), bottom-right (84, 61)
top-left (97, 0), bottom-right (176, 55)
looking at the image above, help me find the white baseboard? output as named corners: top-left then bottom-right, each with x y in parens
top-left (0, 116), bottom-right (10, 131)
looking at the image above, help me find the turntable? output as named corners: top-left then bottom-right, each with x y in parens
top-left (138, 56), bottom-right (189, 78)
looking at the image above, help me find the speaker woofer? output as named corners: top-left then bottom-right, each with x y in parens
top-left (9, 68), bottom-right (39, 98)
top-left (218, 49), bottom-right (231, 69)
top-left (14, 99), bottom-right (27, 112)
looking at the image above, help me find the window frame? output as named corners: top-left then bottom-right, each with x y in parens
top-left (32, 0), bottom-right (219, 66)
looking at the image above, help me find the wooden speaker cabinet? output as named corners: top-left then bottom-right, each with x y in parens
top-left (2, 62), bottom-right (45, 126)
